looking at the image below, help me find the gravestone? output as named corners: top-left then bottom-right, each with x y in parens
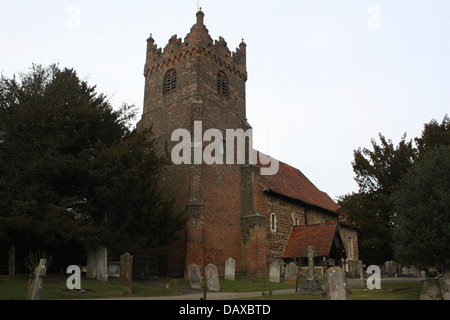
top-left (8, 246), bottom-right (15, 277)
top-left (419, 279), bottom-right (443, 300)
top-left (96, 247), bottom-right (108, 282)
top-left (384, 260), bottom-right (396, 277)
top-left (86, 246), bottom-right (108, 282)
top-left (205, 263), bottom-right (220, 292)
top-left (169, 279), bottom-right (179, 292)
top-left (27, 259), bottom-right (47, 300)
top-left (86, 247), bottom-right (97, 279)
top-left (357, 260), bottom-right (366, 288)
top-left (269, 261), bottom-right (280, 283)
top-left (440, 272), bottom-right (450, 300)
top-left (108, 262), bottom-right (120, 278)
top-left (325, 266), bottom-right (349, 300)
top-left (188, 264), bottom-right (202, 289)
top-left (225, 258), bottom-right (235, 281)
top-left (300, 246), bottom-right (322, 291)
top-left (120, 253), bottom-right (133, 294)
top-left (284, 262), bottom-right (298, 284)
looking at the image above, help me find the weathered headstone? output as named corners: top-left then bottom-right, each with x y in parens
top-left (440, 272), bottom-right (450, 300)
top-left (27, 259), bottom-right (47, 300)
top-left (357, 260), bottom-right (366, 288)
top-left (269, 261), bottom-right (280, 283)
top-left (188, 264), bottom-right (202, 289)
top-left (8, 246), bottom-right (15, 277)
top-left (169, 279), bottom-right (179, 292)
top-left (108, 262), bottom-right (120, 278)
top-left (120, 253), bottom-right (133, 294)
top-left (325, 266), bottom-right (349, 300)
top-left (284, 262), bottom-right (298, 284)
top-left (224, 258), bottom-right (235, 281)
top-left (86, 247), bottom-right (108, 282)
top-left (384, 260), bottom-right (396, 277)
top-left (300, 246), bottom-right (322, 291)
top-left (205, 263), bottom-right (220, 292)
top-left (419, 279), bottom-right (443, 300)
top-left (96, 247), bottom-right (108, 282)
top-left (86, 246), bottom-right (97, 279)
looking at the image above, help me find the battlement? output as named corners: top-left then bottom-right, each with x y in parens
top-left (144, 10), bottom-right (247, 81)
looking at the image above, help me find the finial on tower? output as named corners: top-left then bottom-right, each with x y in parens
top-left (196, 7), bottom-right (204, 25)
top-left (147, 33), bottom-right (155, 46)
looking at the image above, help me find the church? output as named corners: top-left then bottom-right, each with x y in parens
top-left (136, 10), bottom-right (359, 278)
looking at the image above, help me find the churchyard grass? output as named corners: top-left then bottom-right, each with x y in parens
top-left (235, 281), bottom-right (423, 300)
top-left (220, 274), bottom-right (297, 292)
top-left (0, 274), bottom-right (181, 300)
top-left (0, 274), bottom-right (423, 300)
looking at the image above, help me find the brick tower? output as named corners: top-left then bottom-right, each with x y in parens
top-left (137, 10), bottom-right (264, 277)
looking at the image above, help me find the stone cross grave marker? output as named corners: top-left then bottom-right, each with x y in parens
top-left (326, 266), bottom-right (349, 300)
top-left (206, 263), bottom-right (220, 292)
top-left (27, 259), bottom-right (47, 300)
top-left (188, 264), bottom-right (202, 289)
top-left (300, 245), bottom-right (323, 291)
top-left (224, 258), bottom-right (235, 281)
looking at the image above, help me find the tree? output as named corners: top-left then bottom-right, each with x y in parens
top-left (415, 115), bottom-right (450, 155)
top-left (338, 134), bottom-right (416, 264)
top-left (338, 115), bottom-right (449, 265)
top-left (392, 145), bottom-right (450, 277)
top-left (0, 64), bottom-right (185, 263)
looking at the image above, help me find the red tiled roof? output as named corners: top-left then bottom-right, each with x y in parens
top-left (256, 152), bottom-right (340, 213)
top-left (282, 222), bottom-right (339, 258)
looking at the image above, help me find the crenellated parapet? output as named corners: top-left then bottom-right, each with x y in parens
top-left (144, 10), bottom-right (247, 81)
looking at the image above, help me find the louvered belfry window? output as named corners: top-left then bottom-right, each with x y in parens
top-left (164, 69), bottom-right (177, 94)
top-left (217, 71), bottom-right (228, 96)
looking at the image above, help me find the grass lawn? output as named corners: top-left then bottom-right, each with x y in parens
top-left (0, 273), bottom-right (423, 300)
top-left (235, 280), bottom-right (424, 300)
top-left (0, 274), bottom-right (181, 300)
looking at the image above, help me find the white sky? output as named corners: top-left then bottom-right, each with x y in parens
top-left (1, 0), bottom-right (449, 200)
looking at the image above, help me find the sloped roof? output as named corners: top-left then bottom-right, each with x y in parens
top-left (282, 222), bottom-right (339, 258)
top-left (256, 152), bottom-right (340, 213)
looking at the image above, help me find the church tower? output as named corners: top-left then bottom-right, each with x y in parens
top-left (137, 10), bottom-right (264, 277)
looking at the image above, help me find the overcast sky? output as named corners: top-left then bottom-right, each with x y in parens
top-left (1, 0), bottom-right (449, 200)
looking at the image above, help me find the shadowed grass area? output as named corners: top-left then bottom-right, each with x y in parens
top-left (0, 274), bottom-right (181, 300)
top-left (234, 281), bottom-right (423, 300)
top-left (0, 274), bottom-right (423, 300)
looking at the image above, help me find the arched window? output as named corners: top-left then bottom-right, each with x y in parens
top-left (217, 71), bottom-right (228, 96)
top-left (164, 69), bottom-right (177, 94)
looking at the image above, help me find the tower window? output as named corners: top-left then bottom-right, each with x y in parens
top-left (164, 69), bottom-right (177, 94)
top-left (217, 71), bottom-right (228, 96)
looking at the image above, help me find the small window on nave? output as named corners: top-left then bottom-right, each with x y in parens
top-left (270, 213), bottom-right (277, 233)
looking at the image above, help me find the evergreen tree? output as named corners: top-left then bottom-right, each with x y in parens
top-left (338, 134), bottom-right (416, 264)
top-left (392, 145), bottom-right (450, 277)
top-left (0, 65), bottom-right (184, 261)
top-left (339, 115), bottom-right (449, 265)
